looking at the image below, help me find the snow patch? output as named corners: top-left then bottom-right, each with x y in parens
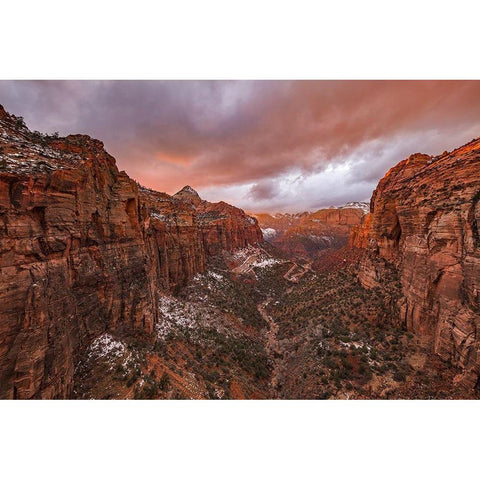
top-left (261, 227), bottom-right (277, 240)
top-left (87, 333), bottom-right (126, 360)
top-left (207, 271), bottom-right (224, 281)
top-left (182, 185), bottom-right (197, 194)
top-left (151, 212), bottom-right (168, 222)
top-left (156, 295), bottom-right (199, 339)
top-left (251, 258), bottom-right (280, 268)
top-left (340, 202), bottom-right (370, 214)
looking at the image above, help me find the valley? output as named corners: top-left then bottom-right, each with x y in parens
top-left (1, 104), bottom-right (479, 399)
top-left (73, 244), bottom-right (479, 399)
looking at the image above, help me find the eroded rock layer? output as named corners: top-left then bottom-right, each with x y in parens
top-left (0, 106), bottom-right (262, 398)
top-left (253, 204), bottom-right (367, 259)
top-left (358, 141), bottom-right (480, 389)
top-left (349, 213), bottom-right (371, 249)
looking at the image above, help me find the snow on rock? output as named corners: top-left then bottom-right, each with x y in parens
top-left (156, 295), bottom-right (201, 339)
top-left (232, 245), bottom-right (258, 261)
top-left (192, 270), bottom-right (225, 289)
top-left (339, 339), bottom-right (372, 351)
top-left (151, 212), bottom-right (168, 222)
top-left (207, 271), bottom-right (224, 281)
top-left (182, 185), bottom-right (197, 194)
top-left (261, 227), bottom-right (277, 240)
top-left (231, 245), bottom-right (283, 274)
top-left (340, 202), bottom-right (370, 214)
top-left (301, 234), bottom-right (334, 245)
top-left (0, 119), bottom-right (85, 175)
top-left (87, 333), bottom-right (126, 360)
top-left (156, 293), bottom-right (236, 344)
top-left (251, 257), bottom-right (280, 268)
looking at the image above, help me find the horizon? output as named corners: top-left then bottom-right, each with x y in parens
top-left (1, 80), bottom-right (480, 213)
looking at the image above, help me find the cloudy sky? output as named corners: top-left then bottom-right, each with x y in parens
top-left (1, 80), bottom-right (480, 212)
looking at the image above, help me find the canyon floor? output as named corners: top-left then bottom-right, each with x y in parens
top-left (73, 245), bottom-right (479, 399)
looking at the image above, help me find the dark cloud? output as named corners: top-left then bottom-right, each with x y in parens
top-left (248, 180), bottom-right (278, 201)
top-left (0, 80), bottom-right (479, 212)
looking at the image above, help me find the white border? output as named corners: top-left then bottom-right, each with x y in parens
top-left (1, 400), bottom-right (479, 479)
top-left (2, 0), bottom-right (480, 79)
top-left (1, 1), bottom-right (479, 478)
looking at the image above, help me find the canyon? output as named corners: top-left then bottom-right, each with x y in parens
top-left (357, 143), bottom-right (480, 390)
top-left (0, 104), bottom-right (479, 399)
top-left (0, 105), bottom-right (261, 398)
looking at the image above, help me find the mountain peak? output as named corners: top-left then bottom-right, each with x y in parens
top-left (178, 185), bottom-right (198, 195)
top-left (173, 185), bottom-right (202, 204)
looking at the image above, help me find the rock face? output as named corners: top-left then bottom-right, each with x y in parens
top-left (349, 213), bottom-right (371, 249)
top-left (254, 204), bottom-right (367, 259)
top-left (0, 106), bottom-right (262, 398)
top-left (357, 141), bottom-right (480, 389)
top-left (197, 200), bottom-right (262, 256)
top-left (172, 185), bottom-right (203, 206)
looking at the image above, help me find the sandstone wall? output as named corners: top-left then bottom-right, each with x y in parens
top-left (0, 106), bottom-right (262, 398)
top-left (358, 143), bottom-right (480, 389)
top-left (254, 207), bottom-right (366, 259)
top-left (349, 213), bottom-right (371, 249)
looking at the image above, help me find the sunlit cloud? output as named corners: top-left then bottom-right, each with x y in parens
top-left (1, 80), bottom-right (479, 212)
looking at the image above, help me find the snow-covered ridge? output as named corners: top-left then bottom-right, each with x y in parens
top-left (0, 116), bottom-right (85, 174)
top-left (338, 202), bottom-right (370, 213)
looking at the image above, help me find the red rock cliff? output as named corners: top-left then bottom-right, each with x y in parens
top-left (0, 106), bottom-right (262, 398)
top-left (349, 213), bottom-right (371, 249)
top-left (254, 204), bottom-right (367, 259)
top-left (358, 141), bottom-right (480, 389)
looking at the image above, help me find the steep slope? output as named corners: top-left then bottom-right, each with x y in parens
top-left (140, 185), bottom-right (262, 289)
top-left (0, 105), bottom-right (262, 398)
top-left (349, 213), bottom-right (372, 249)
top-left (172, 185), bottom-right (203, 206)
top-left (357, 140), bottom-right (480, 389)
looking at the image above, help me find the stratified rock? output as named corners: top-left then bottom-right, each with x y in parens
top-left (349, 213), bottom-right (371, 249)
top-left (358, 142), bottom-right (480, 389)
top-left (253, 205), bottom-right (366, 259)
top-left (0, 106), bottom-right (262, 398)
top-left (197, 201), bottom-right (262, 256)
top-left (172, 185), bottom-right (203, 206)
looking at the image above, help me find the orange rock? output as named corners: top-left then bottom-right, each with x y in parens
top-left (0, 106), bottom-right (262, 399)
top-left (349, 213), bottom-right (371, 249)
top-left (358, 141), bottom-right (480, 389)
top-left (253, 205), bottom-right (367, 259)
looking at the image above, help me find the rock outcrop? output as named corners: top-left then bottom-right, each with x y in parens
top-left (349, 213), bottom-right (371, 249)
top-left (0, 106), bottom-right (262, 398)
top-left (197, 200), bottom-right (262, 256)
top-left (357, 141), bottom-right (480, 389)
